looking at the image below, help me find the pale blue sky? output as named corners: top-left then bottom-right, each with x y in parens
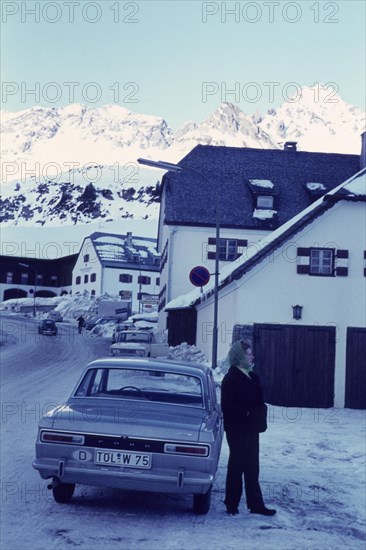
top-left (1, 0), bottom-right (365, 129)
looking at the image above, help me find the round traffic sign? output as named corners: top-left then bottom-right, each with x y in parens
top-left (189, 266), bottom-right (210, 287)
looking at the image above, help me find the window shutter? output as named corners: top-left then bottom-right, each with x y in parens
top-left (336, 250), bottom-right (349, 259)
top-left (297, 247), bottom-right (310, 274)
top-left (207, 252), bottom-right (216, 260)
top-left (335, 249), bottom-right (349, 276)
top-left (336, 267), bottom-right (348, 276)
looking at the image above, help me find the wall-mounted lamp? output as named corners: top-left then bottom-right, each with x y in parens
top-left (292, 305), bottom-right (303, 320)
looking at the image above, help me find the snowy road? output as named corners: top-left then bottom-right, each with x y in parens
top-left (1, 315), bottom-right (365, 550)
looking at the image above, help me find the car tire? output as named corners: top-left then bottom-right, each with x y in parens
top-left (52, 480), bottom-right (75, 503)
top-left (193, 485), bottom-right (212, 515)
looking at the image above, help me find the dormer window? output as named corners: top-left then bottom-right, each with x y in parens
top-left (257, 195), bottom-right (274, 209)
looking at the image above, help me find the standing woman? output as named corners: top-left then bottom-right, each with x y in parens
top-left (221, 340), bottom-right (276, 516)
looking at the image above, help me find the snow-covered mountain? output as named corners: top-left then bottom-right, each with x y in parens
top-left (260, 86), bottom-right (365, 154)
top-left (1, 85), bottom-right (365, 226)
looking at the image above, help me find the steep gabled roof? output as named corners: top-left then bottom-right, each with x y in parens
top-left (161, 145), bottom-right (360, 230)
top-left (165, 168), bottom-right (366, 311)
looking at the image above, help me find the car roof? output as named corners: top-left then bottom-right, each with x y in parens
top-left (83, 357), bottom-right (212, 377)
top-left (118, 330), bottom-right (149, 333)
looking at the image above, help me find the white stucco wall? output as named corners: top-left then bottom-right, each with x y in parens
top-left (102, 267), bottom-right (160, 313)
top-left (158, 223), bottom-right (269, 331)
top-left (195, 200), bottom-right (366, 407)
top-left (72, 238), bottom-right (103, 295)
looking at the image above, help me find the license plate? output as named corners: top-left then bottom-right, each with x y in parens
top-left (94, 449), bottom-right (151, 469)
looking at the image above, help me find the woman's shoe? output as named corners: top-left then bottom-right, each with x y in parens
top-left (226, 506), bottom-right (239, 516)
top-left (250, 507), bottom-right (276, 516)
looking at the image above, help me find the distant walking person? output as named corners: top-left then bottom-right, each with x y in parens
top-left (221, 340), bottom-right (276, 517)
top-left (77, 315), bottom-right (85, 334)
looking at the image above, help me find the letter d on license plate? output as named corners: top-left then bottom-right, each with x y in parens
top-left (95, 449), bottom-right (151, 469)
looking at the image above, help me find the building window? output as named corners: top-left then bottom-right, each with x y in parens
top-left (91, 290), bottom-right (96, 296)
top-left (83, 254), bottom-right (89, 263)
top-left (257, 195), bottom-right (274, 209)
top-left (50, 275), bottom-right (58, 286)
top-left (208, 238), bottom-right (246, 261)
top-left (119, 274), bottom-right (133, 283)
top-left (156, 277), bottom-right (160, 286)
top-left (219, 239), bottom-right (238, 261)
top-left (91, 273), bottom-right (96, 282)
top-left (138, 275), bottom-right (151, 285)
top-left (36, 274), bottom-right (43, 285)
top-left (76, 276), bottom-right (81, 285)
top-left (21, 273), bottom-right (28, 285)
top-left (6, 272), bottom-right (13, 284)
top-left (310, 249), bottom-right (334, 276)
top-left (84, 274), bottom-right (89, 284)
top-left (297, 247), bottom-right (347, 276)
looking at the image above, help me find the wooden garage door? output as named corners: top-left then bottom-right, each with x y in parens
top-left (253, 324), bottom-right (336, 408)
top-left (345, 327), bottom-right (366, 409)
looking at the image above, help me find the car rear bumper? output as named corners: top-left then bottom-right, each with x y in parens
top-left (33, 458), bottom-right (214, 494)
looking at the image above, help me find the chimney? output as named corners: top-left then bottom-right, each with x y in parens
top-left (361, 132), bottom-right (366, 169)
top-left (126, 232), bottom-right (133, 247)
top-left (284, 141), bottom-right (297, 151)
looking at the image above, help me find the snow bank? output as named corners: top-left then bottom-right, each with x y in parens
top-left (167, 342), bottom-right (208, 364)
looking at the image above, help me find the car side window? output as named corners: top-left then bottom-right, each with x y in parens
top-left (75, 369), bottom-right (104, 396)
top-left (207, 371), bottom-right (217, 411)
top-left (90, 369), bottom-right (103, 395)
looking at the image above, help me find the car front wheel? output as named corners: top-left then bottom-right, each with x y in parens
top-left (52, 480), bottom-right (75, 503)
top-left (193, 486), bottom-right (212, 515)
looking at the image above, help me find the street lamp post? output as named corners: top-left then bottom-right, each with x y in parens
top-left (137, 157), bottom-right (220, 369)
top-left (19, 262), bottom-right (37, 317)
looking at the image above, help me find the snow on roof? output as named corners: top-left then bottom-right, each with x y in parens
top-left (166, 168), bottom-right (366, 311)
top-left (253, 209), bottom-right (277, 219)
top-left (94, 235), bottom-right (125, 246)
top-left (306, 182), bottom-right (326, 191)
top-left (249, 179), bottom-right (274, 188)
top-left (343, 172), bottom-right (366, 195)
top-left (89, 232), bottom-right (159, 266)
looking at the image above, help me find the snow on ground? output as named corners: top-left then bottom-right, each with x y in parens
top-left (1, 315), bottom-right (365, 550)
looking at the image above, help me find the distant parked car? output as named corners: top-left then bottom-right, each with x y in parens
top-left (84, 315), bottom-right (101, 331)
top-left (91, 317), bottom-right (116, 335)
top-left (111, 321), bottom-right (135, 343)
top-left (110, 330), bottom-right (169, 358)
top-left (33, 358), bottom-right (224, 514)
top-left (38, 319), bottom-right (58, 336)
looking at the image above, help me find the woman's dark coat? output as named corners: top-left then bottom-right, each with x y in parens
top-left (221, 366), bottom-right (267, 433)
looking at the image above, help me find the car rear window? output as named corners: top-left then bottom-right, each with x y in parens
top-left (117, 332), bottom-right (150, 343)
top-left (75, 368), bottom-right (204, 407)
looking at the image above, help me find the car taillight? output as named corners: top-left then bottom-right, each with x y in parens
top-left (164, 443), bottom-right (209, 457)
top-left (41, 431), bottom-right (85, 445)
